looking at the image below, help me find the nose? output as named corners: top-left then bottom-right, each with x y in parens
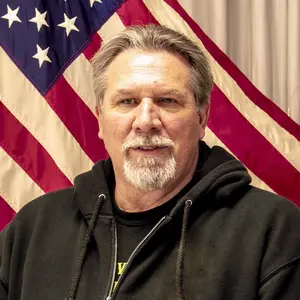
top-left (132, 98), bottom-right (162, 133)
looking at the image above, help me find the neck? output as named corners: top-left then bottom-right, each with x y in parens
top-left (114, 150), bottom-right (199, 212)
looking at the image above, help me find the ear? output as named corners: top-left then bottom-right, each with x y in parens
top-left (198, 103), bottom-right (210, 140)
top-left (95, 105), bottom-right (100, 117)
top-left (95, 106), bottom-right (103, 139)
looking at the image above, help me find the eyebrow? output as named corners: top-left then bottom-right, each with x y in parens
top-left (115, 88), bottom-right (133, 95)
top-left (114, 88), bottom-right (186, 99)
top-left (158, 89), bottom-right (186, 99)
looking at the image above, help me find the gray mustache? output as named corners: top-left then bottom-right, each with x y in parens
top-left (122, 136), bottom-right (174, 152)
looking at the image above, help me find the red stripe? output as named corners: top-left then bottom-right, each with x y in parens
top-left (0, 102), bottom-right (72, 192)
top-left (0, 195), bottom-right (16, 231)
top-left (117, 0), bottom-right (159, 26)
top-left (164, 0), bottom-right (300, 142)
top-left (45, 77), bottom-right (108, 163)
top-left (209, 86), bottom-right (300, 206)
top-left (83, 33), bottom-right (102, 61)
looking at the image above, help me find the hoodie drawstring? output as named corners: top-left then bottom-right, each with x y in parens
top-left (176, 199), bottom-right (193, 300)
top-left (65, 195), bottom-right (191, 300)
top-left (65, 193), bottom-right (106, 300)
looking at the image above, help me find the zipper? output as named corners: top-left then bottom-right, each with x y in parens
top-left (109, 216), bottom-right (167, 300)
top-left (106, 221), bottom-right (118, 300)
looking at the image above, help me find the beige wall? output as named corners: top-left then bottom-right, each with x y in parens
top-left (180, 0), bottom-right (300, 124)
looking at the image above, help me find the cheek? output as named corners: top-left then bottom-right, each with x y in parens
top-left (167, 117), bottom-right (200, 141)
top-left (166, 117), bottom-right (200, 165)
top-left (103, 114), bottom-right (132, 140)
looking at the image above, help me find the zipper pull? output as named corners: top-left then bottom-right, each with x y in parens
top-left (106, 297), bottom-right (111, 300)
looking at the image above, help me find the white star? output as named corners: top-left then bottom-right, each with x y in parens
top-left (29, 8), bottom-right (49, 32)
top-left (57, 13), bottom-right (79, 36)
top-left (90, 0), bottom-right (102, 7)
top-left (1, 5), bottom-right (22, 28)
top-left (32, 45), bottom-right (52, 68)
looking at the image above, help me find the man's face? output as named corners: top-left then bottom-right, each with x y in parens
top-left (96, 49), bottom-right (208, 190)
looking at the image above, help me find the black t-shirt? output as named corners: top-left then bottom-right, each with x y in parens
top-left (111, 192), bottom-right (176, 290)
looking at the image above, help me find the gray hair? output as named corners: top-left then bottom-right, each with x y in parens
top-left (91, 24), bottom-right (213, 112)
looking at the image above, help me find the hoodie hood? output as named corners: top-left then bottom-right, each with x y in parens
top-left (170, 143), bottom-right (252, 217)
top-left (74, 140), bottom-right (251, 218)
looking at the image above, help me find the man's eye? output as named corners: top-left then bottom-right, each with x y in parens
top-left (119, 99), bottom-right (135, 105)
top-left (159, 98), bottom-right (176, 103)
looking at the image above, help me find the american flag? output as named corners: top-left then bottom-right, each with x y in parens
top-left (0, 0), bottom-right (299, 231)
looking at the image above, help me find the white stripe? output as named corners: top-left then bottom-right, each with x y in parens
top-left (0, 47), bottom-right (94, 182)
top-left (0, 148), bottom-right (44, 212)
top-left (143, 0), bottom-right (300, 172)
top-left (97, 13), bottom-right (126, 40)
top-left (63, 54), bottom-right (96, 116)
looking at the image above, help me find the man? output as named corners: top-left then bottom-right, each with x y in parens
top-left (1, 25), bottom-right (300, 300)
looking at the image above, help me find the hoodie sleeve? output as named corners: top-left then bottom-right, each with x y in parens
top-left (258, 195), bottom-right (300, 300)
top-left (259, 259), bottom-right (300, 300)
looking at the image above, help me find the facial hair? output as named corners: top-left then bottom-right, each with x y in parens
top-left (122, 135), bottom-right (176, 191)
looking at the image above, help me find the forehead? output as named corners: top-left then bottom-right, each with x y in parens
top-left (105, 49), bottom-right (191, 93)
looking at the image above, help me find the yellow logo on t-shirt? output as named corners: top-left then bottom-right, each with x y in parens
top-left (113, 262), bottom-right (128, 291)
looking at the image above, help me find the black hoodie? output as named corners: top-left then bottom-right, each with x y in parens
top-left (1, 142), bottom-right (300, 300)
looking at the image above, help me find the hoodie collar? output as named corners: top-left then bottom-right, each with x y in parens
top-left (74, 141), bottom-right (251, 218)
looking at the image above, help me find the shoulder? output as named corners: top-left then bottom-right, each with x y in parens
top-left (242, 187), bottom-right (300, 274)
top-left (0, 187), bottom-right (78, 289)
top-left (250, 188), bottom-right (300, 283)
top-left (230, 186), bottom-right (300, 251)
top-left (0, 187), bottom-right (77, 252)
top-left (239, 185), bottom-right (300, 220)
top-left (18, 187), bottom-right (75, 219)
top-left (1, 187), bottom-right (76, 237)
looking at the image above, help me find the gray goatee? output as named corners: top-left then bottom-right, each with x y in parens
top-left (122, 135), bottom-right (176, 191)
